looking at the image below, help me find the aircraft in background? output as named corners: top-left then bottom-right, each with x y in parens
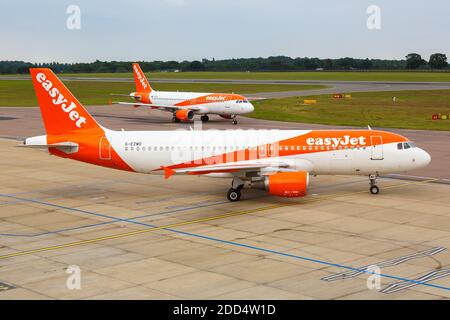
top-left (25, 68), bottom-right (431, 201)
top-left (113, 63), bottom-right (254, 125)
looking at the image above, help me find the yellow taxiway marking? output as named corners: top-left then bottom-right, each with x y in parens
top-left (0, 178), bottom-right (438, 261)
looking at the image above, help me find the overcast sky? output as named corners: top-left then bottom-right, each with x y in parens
top-left (1, 0), bottom-right (449, 63)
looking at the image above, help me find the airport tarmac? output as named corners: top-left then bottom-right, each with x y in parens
top-left (1, 138), bottom-right (450, 299)
top-left (0, 105), bottom-right (450, 299)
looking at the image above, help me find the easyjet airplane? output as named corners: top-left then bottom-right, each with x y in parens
top-left (113, 63), bottom-right (254, 125)
top-left (25, 68), bottom-right (431, 202)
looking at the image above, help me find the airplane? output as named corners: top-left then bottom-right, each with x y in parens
top-left (113, 63), bottom-right (255, 125)
top-left (24, 68), bottom-right (431, 202)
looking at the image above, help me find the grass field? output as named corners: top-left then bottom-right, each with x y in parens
top-left (3, 71), bottom-right (450, 82)
top-left (249, 90), bottom-right (450, 131)
top-left (0, 80), bottom-right (325, 106)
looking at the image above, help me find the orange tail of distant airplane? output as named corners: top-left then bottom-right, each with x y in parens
top-left (132, 63), bottom-right (152, 93)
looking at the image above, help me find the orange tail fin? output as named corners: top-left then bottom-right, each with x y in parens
top-left (132, 63), bottom-right (152, 93)
top-left (29, 68), bottom-right (102, 135)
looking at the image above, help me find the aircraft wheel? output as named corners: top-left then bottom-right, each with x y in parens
top-left (370, 185), bottom-right (379, 195)
top-left (232, 119), bottom-right (238, 125)
top-left (227, 188), bottom-right (241, 202)
top-left (201, 115), bottom-right (209, 122)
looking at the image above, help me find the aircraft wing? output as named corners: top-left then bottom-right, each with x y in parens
top-left (114, 101), bottom-right (201, 112)
top-left (161, 161), bottom-right (292, 179)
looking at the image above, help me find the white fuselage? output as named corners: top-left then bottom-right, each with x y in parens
top-left (103, 129), bottom-right (431, 176)
top-left (134, 90), bottom-right (255, 115)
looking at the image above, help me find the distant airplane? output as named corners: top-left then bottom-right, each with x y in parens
top-left (113, 63), bottom-right (254, 125)
top-left (25, 68), bottom-right (431, 202)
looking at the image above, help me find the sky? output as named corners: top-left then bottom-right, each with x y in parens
top-left (1, 0), bottom-right (449, 63)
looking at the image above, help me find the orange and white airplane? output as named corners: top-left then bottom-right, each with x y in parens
top-left (114, 63), bottom-right (254, 125)
top-left (25, 68), bottom-right (431, 201)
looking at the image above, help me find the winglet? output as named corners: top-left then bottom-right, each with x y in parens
top-left (161, 166), bottom-right (176, 179)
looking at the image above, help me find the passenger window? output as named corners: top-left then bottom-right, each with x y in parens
top-left (397, 143), bottom-right (403, 150)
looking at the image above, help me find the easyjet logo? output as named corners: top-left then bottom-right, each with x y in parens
top-left (206, 95), bottom-right (227, 102)
top-left (133, 65), bottom-right (147, 90)
top-left (306, 135), bottom-right (366, 147)
top-left (36, 72), bottom-right (87, 128)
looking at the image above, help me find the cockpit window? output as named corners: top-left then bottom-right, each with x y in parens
top-left (397, 143), bottom-right (403, 150)
top-left (402, 142), bottom-right (416, 149)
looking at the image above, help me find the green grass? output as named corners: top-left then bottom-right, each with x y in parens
top-left (0, 80), bottom-right (325, 106)
top-left (4, 71), bottom-right (450, 82)
top-left (249, 90), bottom-right (450, 131)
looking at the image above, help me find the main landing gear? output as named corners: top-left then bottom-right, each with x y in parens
top-left (232, 115), bottom-right (238, 125)
top-left (172, 113), bottom-right (180, 123)
top-left (201, 115), bottom-right (209, 122)
top-left (227, 177), bottom-right (244, 202)
top-left (369, 174), bottom-right (380, 194)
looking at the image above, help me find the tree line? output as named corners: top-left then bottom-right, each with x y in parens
top-left (0, 53), bottom-right (447, 74)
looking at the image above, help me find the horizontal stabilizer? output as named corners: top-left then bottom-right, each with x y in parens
top-left (20, 139), bottom-right (79, 154)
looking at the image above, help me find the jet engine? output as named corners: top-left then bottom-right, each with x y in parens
top-left (251, 171), bottom-right (309, 197)
top-left (175, 109), bottom-right (194, 121)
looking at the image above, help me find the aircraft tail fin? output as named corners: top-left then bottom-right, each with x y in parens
top-left (29, 68), bottom-right (103, 136)
top-left (132, 63), bottom-right (152, 93)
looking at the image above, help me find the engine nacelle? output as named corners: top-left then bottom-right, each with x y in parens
top-left (220, 115), bottom-right (233, 119)
top-left (262, 171), bottom-right (309, 197)
top-left (175, 109), bottom-right (194, 121)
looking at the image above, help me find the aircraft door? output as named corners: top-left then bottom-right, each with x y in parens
top-left (99, 137), bottom-right (111, 160)
top-left (370, 136), bottom-right (383, 160)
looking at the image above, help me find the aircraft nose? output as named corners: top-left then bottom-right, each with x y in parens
top-left (248, 103), bottom-right (255, 113)
top-left (416, 149), bottom-right (431, 168)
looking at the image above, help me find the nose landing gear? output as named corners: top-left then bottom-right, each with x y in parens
top-left (232, 115), bottom-right (238, 125)
top-left (369, 174), bottom-right (379, 194)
